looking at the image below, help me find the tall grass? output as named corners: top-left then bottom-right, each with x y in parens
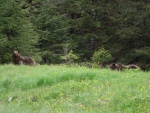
top-left (0, 64), bottom-right (149, 113)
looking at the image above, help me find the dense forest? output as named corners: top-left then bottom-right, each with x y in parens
top-left (0, 0), bottom-right (150, 70)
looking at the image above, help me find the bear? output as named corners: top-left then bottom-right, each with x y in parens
top-left (108, 63), bottom-right (125, 71)
top-left (124, 64), bottom-right (141, 70)
top-left (12, 50), bottom-right (36, 65)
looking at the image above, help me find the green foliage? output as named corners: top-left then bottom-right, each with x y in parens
top-left (92, 48), bottom-right (112, 64)
top-left (135, 47), bottom-right (150, 60)
top-left (0, 0), bottom-right (39, 63)
top-left (61, 50), bottom-right (79, 61)
top-left (135, 47), bottom-right (150, 69)
top-left (0, 0), bottom-right (149, 70)
top-left (0, 65), bottom-right (150, 112)
top-left (41, 51), bottom-right (60, 64)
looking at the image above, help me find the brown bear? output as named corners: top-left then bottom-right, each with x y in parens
top-left (108, 63), bottom-right (125, 71)
top-left (124, 64), bottom-right (141, 70)
top-left (12, 50), bottom-right (36, 65)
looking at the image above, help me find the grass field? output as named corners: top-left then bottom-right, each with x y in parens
top-left (0, 64), bottom-right (150, 113)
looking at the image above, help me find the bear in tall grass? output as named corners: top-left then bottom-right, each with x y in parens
top-left (108, 63), bottom-right (141, 71)
top-left (12, 50), bottom-right (36, 65)
top-left (108, 63), bottom-right (125, 71)
top-left (124, 64), bottom-right (141, 70)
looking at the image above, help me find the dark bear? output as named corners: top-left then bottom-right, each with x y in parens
top-left (12, 50), bottom-right (36, 65)
top-left (124, 64), bottom-right (141, 70)
top-left (108, 63), bottom-right (125, 71)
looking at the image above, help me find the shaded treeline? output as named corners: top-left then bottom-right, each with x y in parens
top-left (0, 0), bottom-right (149, 70)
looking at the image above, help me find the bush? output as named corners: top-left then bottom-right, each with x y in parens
top-left (92, 48), bottom-right (112, 67)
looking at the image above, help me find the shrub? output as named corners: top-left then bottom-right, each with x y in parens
top-left (92, 48), bottom-right (112, 67)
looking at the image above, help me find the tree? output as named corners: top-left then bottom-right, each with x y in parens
top-left (60, 43), bottom-right (79, 66)
top-left (0, 0), bottom-right (39, 63)
top-left (1, 0), bottom-right (149, 69)
top-left (92, 48), bottom-right (112, 67)
top-left (61, 50), bottom-right (79, 66)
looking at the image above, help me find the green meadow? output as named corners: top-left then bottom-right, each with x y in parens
top-left (0, 65), bottom-right (149, 113)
